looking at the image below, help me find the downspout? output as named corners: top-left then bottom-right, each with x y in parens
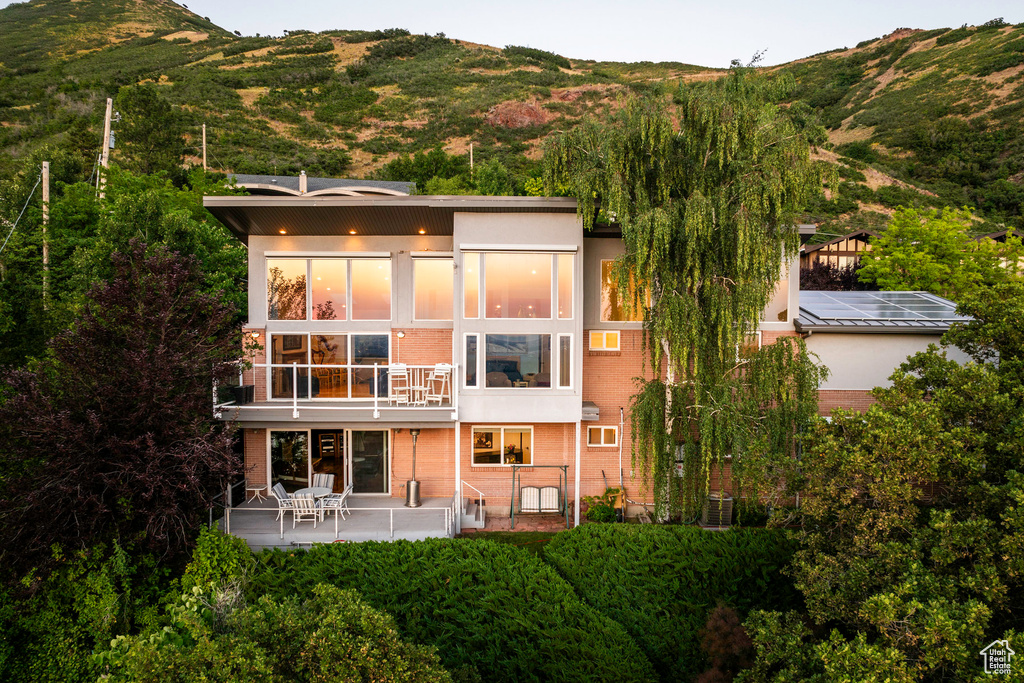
top-left (574, 420), bottom-right (581, 527)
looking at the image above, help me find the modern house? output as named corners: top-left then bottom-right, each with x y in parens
top-left (204, 178), bottom-right (968, 546)
top-left (799, 229), bottom-right (875, 270)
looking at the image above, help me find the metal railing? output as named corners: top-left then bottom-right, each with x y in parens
top-left (461, 480), bottom-right (486, 520)
top-left (214, 362), bottom-right (459, 421)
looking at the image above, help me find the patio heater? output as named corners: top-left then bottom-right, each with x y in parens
top-left (405, 429), bottom-right (422, 507)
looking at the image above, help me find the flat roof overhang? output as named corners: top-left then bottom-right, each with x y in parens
top-left (204, 195), bottom-right (579, 244)
top-left (217, 403), bottom-right (456, 428)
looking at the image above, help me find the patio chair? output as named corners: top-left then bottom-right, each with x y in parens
top-left (271, 482), bottom-right (295, 539)
top-left (292, 493), bottom-right (319, 529)
top-left (320, 484), bottom-right (353, 539)
top-left (425, 363), bottom-right (453, 404)
top-left (389, 363), bottom-right (412, 405)
top-left (312, 473), bottom-right (335, 490)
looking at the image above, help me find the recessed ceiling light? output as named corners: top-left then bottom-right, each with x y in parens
top-left (279, 229), bottom-right (286, 234)
top-left (418, 228), bottom-right (426, 234)
top-left (349, 229), bottom-right (357, 235)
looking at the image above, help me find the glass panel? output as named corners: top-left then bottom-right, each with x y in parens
top-left (606, 331), bottom-right (619, 349)
top-left (352, 334), bottom-right (389, 399)
top-left (557, 254), bottom-right (573, 319)
top-left (603, 428), bottom-right (617, 445)
top-left (558, 336), bottom-right (571, 388)
top-left (484, 253), bottom-right (551, 318)
top-left (351, 430), bottom-right (388, 493)
top-left (465, 335), bottom-right (478, 387)
top-left (267, 259), bottom-right (307, 320)
top-left (601, 259), bottom-right (643, 322)
top-left (271, 334), bottom-right (310, 399)
top-left (503, 427), bottom-right (531, 465)
top-left (472, 427), bottom-right (500, 464)
top-left (312, 334), bottom-right (348, 399)
top-left (351, 259), bottom-right (391, 320)
top-left (587, 427), bottom-right (600, 446)
top-left (313, 430), bottom-right (345, 492)
top-left (414, 259), bottom-right (454, 320)
top-left (311, 259), bottom-right (347, 321)
top-left (485, 334), bottom-right (551, 388)
top-left (270, 431), bottom-right (308, 493)
top-left (464, 252), bottom-right (479, 318)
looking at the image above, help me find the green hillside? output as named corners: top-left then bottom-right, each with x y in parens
top-left (1, 0), bottom-right (1022, 230)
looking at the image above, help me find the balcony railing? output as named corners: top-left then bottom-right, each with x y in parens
top-left (216, 362), bottom-right (458, 420)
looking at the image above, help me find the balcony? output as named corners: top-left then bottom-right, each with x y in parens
top-left (215, 362), bottom-right (458, 424)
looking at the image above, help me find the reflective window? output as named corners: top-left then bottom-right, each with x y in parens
top-left (472, 426), bottom-right (532, 466)
top-left (558, 335), bottom-right (571, 388)
top-left (267, 259), bottom-right (307, 320)
top-left (465, 335), bottom-right (478, 387)
top-left (271, 431), bottom-right (309, 492)
top-left (414, 258), bottom-right (454, 320)
top-left (484, 334), bottom-right (551, 388)
top-left (271, 334), bottom-right (309, 399)
top-left (312, 259), bottom-right (347, 320)
top-left (557, 254), bottom-right (573, 319)
top-left (464, 252), bottom-right (480, 318)
top-left (601, 259), bottom-right (643, 322)
top-left (485, 253), bottom-right (551, 318)
top-left (351, 259), bottom-right (391, 320)
top-left (587, 426), bottom-right (618, 447)
top-left (352, 334), bottom-right (389, 399)
top-left (312, 334), bottom-right (348, 400)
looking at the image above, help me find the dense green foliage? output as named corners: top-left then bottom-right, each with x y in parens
top-left (858, 207), bottom-right (1022, 299)
top-left (99, 583), bottom-right (452, 682)
top-left (545, 77), bottom-right (828, 519)
top-left (248, 538), bottom-right (657, 683)
top-left (544, 525), bottom-right (800, 681)
top-left (0, 543), bottom-right (174, 683)
top-left (742, 282), bottom-right (1024, 681)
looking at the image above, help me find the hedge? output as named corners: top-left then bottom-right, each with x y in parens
top-left (248, 538), bottom-right (656, 683)
top-left (543, 525), bottom-right (800, 682)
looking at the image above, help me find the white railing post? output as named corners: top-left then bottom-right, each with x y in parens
top-left (451, 363), bottom-right (459, 420)
top-left (292, 362), bottom-right (299, 419)
top-left (390, 508), bottom-right (394, 539)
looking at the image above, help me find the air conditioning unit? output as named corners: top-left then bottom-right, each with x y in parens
top-left (701, 493), bottom-right (733, 528)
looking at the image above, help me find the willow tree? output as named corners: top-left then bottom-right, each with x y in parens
top-left (545, 72), bottom-right (829, 519)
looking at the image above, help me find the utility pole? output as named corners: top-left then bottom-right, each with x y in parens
top-left (469, 142), bottom-right (474, 177)
top-left (41, 161), bottom-right (50, 310)
top-left (202, 123), bottom-right (207, 171)
top-left (99, 97), bottom-right (112, 199)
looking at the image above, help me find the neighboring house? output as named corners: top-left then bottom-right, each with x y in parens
top-left (799, 229), bottom-right (875, 270)
top-left (203, 180), bottom-right (967, 541)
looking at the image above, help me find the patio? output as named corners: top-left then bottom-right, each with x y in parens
top-left (220, 494), bottom-right (459, 550)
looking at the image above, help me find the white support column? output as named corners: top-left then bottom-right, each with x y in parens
top-left (454, 420), bottom-right (462, 534)
top-left (574, 420), bottom-right (581, 527)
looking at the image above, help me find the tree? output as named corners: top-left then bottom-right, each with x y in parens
top-left (99, 583), bottom-right (452, 683)
top-left (743, 281), bottom-right (1024, 681)
top-left (544, 73), bottom-right (829, 519)
top-left (858, 207), bottom-right (1023, 300)
top-left (113, 84), bottom-right (186, 176)
top-left (0, 242), bottom-right (242, 578)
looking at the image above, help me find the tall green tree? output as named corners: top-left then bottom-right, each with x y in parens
top-left (112, 84), bottom-right (186, 177)
top-left (544, 73), bottom-right (830, 519)
top-left (858, 206), bottom-right (1023, 300)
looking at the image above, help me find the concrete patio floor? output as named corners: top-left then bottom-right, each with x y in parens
top-left (220, 495), bottom-right (457, 550)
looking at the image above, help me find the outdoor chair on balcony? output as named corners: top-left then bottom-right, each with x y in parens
top-left (271, 483), bottom-right (296, 539)
top-left (425, 363), bottom-right (453, 404)
top-left (292, 493), bottom-right (319, 529)
top-left (319, 484), bottom-right (353, 538)
top-left (389, 364), bottom-right (412, 405)
top-left (312, 473), bottom-right (335, 490)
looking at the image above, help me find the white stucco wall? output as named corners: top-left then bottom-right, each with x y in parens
top-left (806, 333), bottom-right (972, 391)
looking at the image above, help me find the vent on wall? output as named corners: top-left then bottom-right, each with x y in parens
top-left (701, 493), bottom-right (733, 527)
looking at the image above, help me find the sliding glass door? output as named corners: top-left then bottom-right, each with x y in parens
top-left (350, 430), bottom-right (388, 494)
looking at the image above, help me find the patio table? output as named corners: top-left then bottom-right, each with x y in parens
top-left (294, 486), bottom-right (332, 521)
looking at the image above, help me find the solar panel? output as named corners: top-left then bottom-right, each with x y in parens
top-left (800, 291), bottom-right (967, 322)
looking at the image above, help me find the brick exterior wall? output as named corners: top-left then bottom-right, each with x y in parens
top-left (460, 422), bottom-right (577, 511)
top-left (390, 427), bottom-right (455, 498)
top-left (392, 329), bottom-right (452, 366)
top-left (817, 389), bottom-right (875, 415)
top-left (243, 427), bottom-right (268, 488)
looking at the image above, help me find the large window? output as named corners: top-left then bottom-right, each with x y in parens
top-left (472, 426), bottom-right (532, 465)
top-left (268, 258), bottom-right (391, 321)
top-left (270, 333), bottom-right (388, 399)
top-left (601, 259), bottom-right (643, 322)
top-left (465, 334), bottom-right (478, 387)
top-left (557, 335), bottom-right (571, 388)
top-left (463, 252), bottom-right (574, 320)
top-left (587, 426), bottom-right (618, 447)
top-left (271, 430), bottom-right (309, 492)
top-left (413, 258), bottom-right (454, 320)
top-left (484, 334), bottom-right (551, 388)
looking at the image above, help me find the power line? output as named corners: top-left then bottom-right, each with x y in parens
top-left (0, 175), bottom-right (42, 257)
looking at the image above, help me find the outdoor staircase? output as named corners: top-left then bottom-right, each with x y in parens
top-left (461, 497), bottom-right (486, 530)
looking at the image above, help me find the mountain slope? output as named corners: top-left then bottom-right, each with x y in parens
top-left (0, 0), bottom-right (1021, 230)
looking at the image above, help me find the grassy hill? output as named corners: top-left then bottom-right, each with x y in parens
top-left (1, 0), bottom-right (1022, 231)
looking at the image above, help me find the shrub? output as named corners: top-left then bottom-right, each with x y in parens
top-left (503, 45), bottom-right (571, 70)
top-left (543, 525), bottom-right (800, 682)
top-left (98, 583), bottom-right (451, 682)
top-left (182, 527), bottom-right (255, 592)
top-left (248, 538), bottom-right (656, 683)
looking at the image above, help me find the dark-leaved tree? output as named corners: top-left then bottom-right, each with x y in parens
top-left (0, 241), bottom-right (241, 579)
